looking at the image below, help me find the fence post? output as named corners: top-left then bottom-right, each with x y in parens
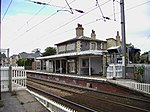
top-left (113, 64), bottom-right (116, 78)
top-left (9, 66), bottom-right (12, 92)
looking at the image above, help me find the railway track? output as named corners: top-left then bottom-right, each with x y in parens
top-left (27, 76), bottom-right (150, 112)
top-left (27, 85), bottom-right (97, 112)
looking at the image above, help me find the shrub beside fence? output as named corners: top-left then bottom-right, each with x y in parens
top-left (127, 64), bottom-right (150, 83)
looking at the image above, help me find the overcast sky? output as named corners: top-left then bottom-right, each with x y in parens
top-left (2, 0), bottom-right (150, 55)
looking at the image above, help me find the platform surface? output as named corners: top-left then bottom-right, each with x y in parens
top-left (0, 90), bottom-right (49, 112)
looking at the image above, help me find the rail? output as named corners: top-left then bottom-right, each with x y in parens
top-left (27, 89), bottom-right (76, 112)
top-left (27, 85), bottom-right (96, 112)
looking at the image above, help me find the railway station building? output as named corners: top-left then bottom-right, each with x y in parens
top-left (36, 24), bottom-right (122, 76)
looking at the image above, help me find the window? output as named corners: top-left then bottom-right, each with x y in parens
top-left (90, 42), bottom-right (97, 50)
top-left (82, 59), bottom-right (89, 67)
top-left (101, 43), bottom-right (103, 49)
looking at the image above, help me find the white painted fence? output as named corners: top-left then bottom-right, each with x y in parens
top-left (27, 89), bottom-right (77, 112)
top-left (1, 66), bottom-right (26, 92)
top-left (107, 64), bottom-right (122, 79)
top-left (1, 66), bottom-right (9, 92)
top-left (109, 80), bottom-right (150, 95)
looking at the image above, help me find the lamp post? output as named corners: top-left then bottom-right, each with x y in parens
top-left (120, 0), bottom-right (126, 78)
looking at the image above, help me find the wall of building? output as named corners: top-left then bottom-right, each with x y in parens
top-left (106, 38), bottom-right (116, 49)
top-left (57, 42), bottom-right (76, 54)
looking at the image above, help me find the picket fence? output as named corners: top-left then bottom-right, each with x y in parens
top-left (109, 80), bottom-right (150, 95)
top-left (1, 66), bottom-right (26, 92)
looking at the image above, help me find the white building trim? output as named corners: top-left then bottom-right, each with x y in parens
top-left (37, 50), bottom-right (107, 60)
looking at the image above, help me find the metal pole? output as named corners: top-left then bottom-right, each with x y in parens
top-left (120, 0), bottom-right (126, 78)
top-left (7, 48), bottom-right (10, 66)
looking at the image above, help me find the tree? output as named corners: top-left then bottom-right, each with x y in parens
top-left (140, 52), bottom-right (150, 64)
top-left (16, 58), bottom-right (33, 69)
top-left (42, 47), bottom-right (56, 56)
top-left (32, 48), bottom-right (41, 54)
top-left (0, 53), bottom-right (6, 58)
top-left (128, 44), bottom-right (141, 63)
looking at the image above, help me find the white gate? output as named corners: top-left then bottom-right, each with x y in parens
top-left (1, 66), bottom-right (26, 92)
top-left (1, 66), bottom-right (9, 92)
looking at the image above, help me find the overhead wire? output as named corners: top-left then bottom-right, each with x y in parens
top-left (16, 0), bottom-right (53, 32)
top-left (96, 0), bottom-right (106, 21)
top-left (2, 0), bottom-right (13, 21)
top-left (6, 0), bottom-right (150, 49)
top-left (113, 0), bottom-right (116, 21)
top-left (5, 0), bottom-right (77, 47)
top-left (4, 0), bottom-right (53, 47)
top-left (64, 0), bottom-right (74, 14)
top-left (36, 0), bottom-right (112, 46)
top-left (38, 0), bottom-right (150, 47)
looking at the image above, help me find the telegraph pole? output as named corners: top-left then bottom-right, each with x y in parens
top-left (120, 0), bottom-right (126, 78)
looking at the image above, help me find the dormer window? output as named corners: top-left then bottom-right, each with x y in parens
top-left (90, 42), bottom-right (97, 50)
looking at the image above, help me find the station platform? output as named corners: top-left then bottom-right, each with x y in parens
top-left (0, 90), bottom-right (49, 112)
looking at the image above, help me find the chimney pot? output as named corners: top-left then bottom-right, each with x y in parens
top-left (76, 23), bottom-right (84, 38)
top-left (91, 29), bottom-right (96, 39)
top-left (116, 31), bottom-right (121, 46)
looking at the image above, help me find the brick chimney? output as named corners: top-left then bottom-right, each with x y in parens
top-left (91, 29), bottom-right (96, 39)
top-left (76, 24), bottom-right (84, 38)
top-left (116, 31), bottom-right (121, 46)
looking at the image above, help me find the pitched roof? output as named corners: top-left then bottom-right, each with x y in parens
top-left (55, 36), bottom-right (106, 45)
top-left (19, 52), bottom-right (41, 59)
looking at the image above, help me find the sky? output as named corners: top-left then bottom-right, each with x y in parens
top-left (1, 0), bottom-right (150, 55)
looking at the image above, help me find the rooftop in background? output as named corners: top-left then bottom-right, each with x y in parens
top-left (19, 52), bottom-right (41, 59)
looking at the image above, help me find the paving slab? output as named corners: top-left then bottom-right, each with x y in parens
top-left (0, 90), bottom-right (49, 112)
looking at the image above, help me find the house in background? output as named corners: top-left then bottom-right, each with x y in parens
top-left (9, 52), bottom-right (41, 69)
top-left (106, 31), bottom-right (122, 64)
